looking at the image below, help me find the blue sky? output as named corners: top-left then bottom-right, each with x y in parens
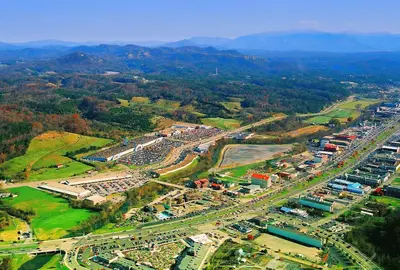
top-left (1, 0), bottom-right (398, 42)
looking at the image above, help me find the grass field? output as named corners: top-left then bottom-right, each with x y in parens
top-left (0, 131), bottom-right (112, 181)
top-left (0, 216), bottom-right (29, 242)
top-left (131, 96), bottom-right (150, 103)
top-left (305, 98), bottom-right (380, 125)
top-left (16, 254), bottom-right (67, 270)
top-left (220, 161), bottom-right (264, 178)
top-left (5, 187), bottom-right (93, 240)
top-left (117, 98), bottom-right (130, 107)
top-left (220, 101), bottom-right (242, 112)
top-left (371, 196), bottom-right (400, 209)
top-left (201, 117), bottom-right (241, 130)
top-left (284, 125), bottom-right (328, 137)
top-left (392, 178), bottom-right (400, 185)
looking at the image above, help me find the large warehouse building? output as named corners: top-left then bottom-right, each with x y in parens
top-left (267, 225), bottom-right (324, 248)
top-left (39, 182), bottom-right (91, 199)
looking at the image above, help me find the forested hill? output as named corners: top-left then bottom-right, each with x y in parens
top-left (0, 45), bottom-right (270, 76)
top-left (2, 44), bottom-right (400, 77)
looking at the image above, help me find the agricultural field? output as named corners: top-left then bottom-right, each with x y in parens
top-left (131, 96), bottom-right (150, 103)
top-left (284, 125), bottom-right (328, 137)
top-left (0, 216), bottom-right (29, 242)
top-left (305, 98), bottom-right (379, 124)
top-left (0, 131), bottom-right (112, 181)
top-left (219, 144), bottom-right (292, 168)
top-left (4, 187), bottom-right (93, 240)
top-left (201, 117), bottom-right (241, 130)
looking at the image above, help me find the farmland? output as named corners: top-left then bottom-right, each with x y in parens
top-left (305, 98), bottom-right (380, 124)
top-left (0, 131), bottom-right (112, 181)
top-left (201, 117), bottom-right (241, 130)
top-left (284, 125), bottom-right (329, 137)
top-left (4, 187), bottom-right (93, 240)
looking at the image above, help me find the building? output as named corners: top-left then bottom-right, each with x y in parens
top-left (251, 173), bottom-right (272, 188)
top-left (175, 243), bottom-right (210, 270)
top-left (85, 194), bottom-right (107, 205)
top-left (381, 145), bottom-right (400, 153)
top-left (210, 182), bottom-right (224, 190)
top-left (240, 184), bottom-right (262, 194)
top-left (324, 143), bottom-right (338, 152)
top-left (333, 134), bottom-right (357, 142)
top-left (298, 196), bottom-right (334, 212)
top-left (39, 183), bottom-right (91, 199)
top-left (192, 179), bottom-right (209, 188)
top-left (84, 136), bottom-right (163, 162)
top-left (267, 225), bottom-right (324, 248)
top-left (232, 223), bottom-right (252, 234)
top-left (384, 185), bottom-right (400, 198)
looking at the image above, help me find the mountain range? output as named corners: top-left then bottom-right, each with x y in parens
top-left (4, 31), bottom-right (400, 52)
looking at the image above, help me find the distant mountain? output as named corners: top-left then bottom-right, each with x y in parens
top-left (0, 42), bottom-right (18, 50)
top-left (161, 31), bottom-right (400, 52)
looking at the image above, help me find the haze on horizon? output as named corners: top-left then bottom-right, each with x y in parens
top-left (1, 0), bottom-right (399, 43)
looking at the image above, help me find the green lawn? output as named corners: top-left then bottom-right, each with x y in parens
top-left (15, 254), bottom-right (67, 270)
top-left (304, 115), bottom-right (332, 124)
top-left (337, 99), bottom-right (380, 110)
top-left (29, 161), bottom-right (93, 181)
top-left (5, 187), bottom-right (93, 240)
top-left (201, 117), bottom-right (241, 130)
top-left (0, 131), bottom-right (112, 181)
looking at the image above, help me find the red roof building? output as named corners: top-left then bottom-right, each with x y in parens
top-left (251, 173), bottom-right (272, 188)
top-left (324, 143), bottom-right (338, 152)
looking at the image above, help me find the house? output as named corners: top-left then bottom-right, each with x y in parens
top-left (56, 164), bottom-right (64, 169)
top-left (211, 182), bottom-right (224, 190)
top-left (251, 173), bottom-right (271, 188)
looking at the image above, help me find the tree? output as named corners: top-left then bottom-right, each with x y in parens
top-left (0, 257), bottom-right (11, 270)
top-left (329, 118), bottom-right (341, 127)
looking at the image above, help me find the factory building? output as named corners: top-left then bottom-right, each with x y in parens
top-left (298, 196), bottom-right (334, 212)
top-left (267, 225), bottom-right (324, 248)
top-left (384, 185), bottom-right (400, 198)
top-left (39, 182), bottom-right (91, 199)
top-left (251, 173), bottom-right (272, 188)
top-left (381, 145), bottom-right (400, 153)
top-left (85, 194), bottom-right (107, 205)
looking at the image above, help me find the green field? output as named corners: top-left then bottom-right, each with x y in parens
top-left (201, 117), bottom-right (241, 130)
top-left (5, 187), bottom-right (93, 240)
top-left (220, 101), bottom-right (242, 112)
top-left (131, 96), bottom-right (151, 103)
top-left (11, 254), bottom-right (68, 270)
top-left (0, 131), bottom-right (112, 181)
top-left (371, 196), bottom-right (400, 208)
top-left (305, 98), bottom-right (380, 124)
top-left (220, 162), bottom-right (263, 178)
top-left (392, 178), bottom-right (400, 185)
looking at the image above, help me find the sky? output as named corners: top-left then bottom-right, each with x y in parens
top-left (1, 0), bottom-right (399, 42)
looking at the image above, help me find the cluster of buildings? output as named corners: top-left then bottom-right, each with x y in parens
top-left (298, 195), bottom-right (334, 213)
top-left (375, 102), bottom-right (400, 118)
top-left (84, 136), bottom-right (162, 162)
